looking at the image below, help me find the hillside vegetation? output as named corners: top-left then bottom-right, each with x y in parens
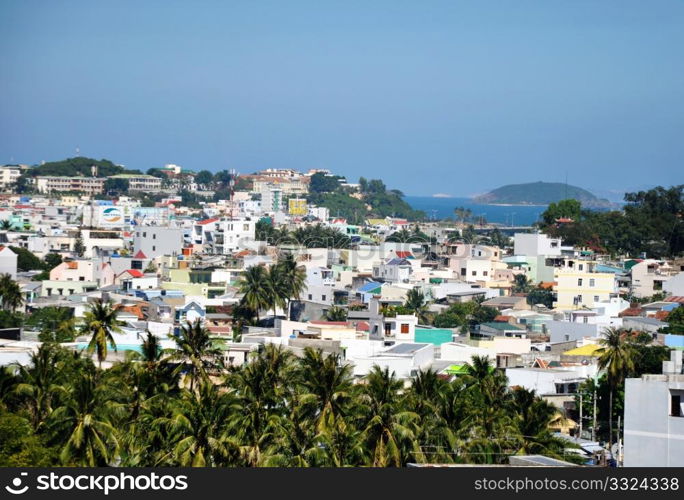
top-left (473, 181), bottom-right (612, 208)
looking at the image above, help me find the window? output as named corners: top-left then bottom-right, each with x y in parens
top-left (671, 394), bottom-right (682, 417)
top-left (461, 268), bottom-right (466, 276)
top-left (594, 295), bottom-right (599, 302)
top-left (153, 234), bottom-right (156, 239)
top-left (583, 317), bottom-right (588, 324)
top-left (79, 276), bottom-right (85, 281)
top-left (152, 246), bottom-right (156, 252)
top-left (143, 232), bottom-right (147, 238)
top-left (472, 271), bottom-right (477, 276)
top-left (578, 264), bottom-right (584, 271)
top-left (589, 279), bottom-right (595, 287)
top-left (243, 224), bottom-right (249, 231)
top-left (577, 278), bottom-right (583, 286)
top-left (308, 294), bottom-right (312, 300)
top-left (401, 323), bottom-right (409, 334)
top-left (321, 295), bottom-right (326, 301)
top-left (483, 271), bottom-right (488, 277)
top-left (46, 288), bottom-right (52, 297)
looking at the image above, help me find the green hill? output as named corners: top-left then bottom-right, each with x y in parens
top-left (472, 181), bottom-right (613, 208)
top-left (27, 157), bottom-right (126, 177)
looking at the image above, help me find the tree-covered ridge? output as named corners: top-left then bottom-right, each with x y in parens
top-left (26, 157), bottom-right (129, 178)
top-left (538, 185), bottom-right (684, 257)
top-left (308, 176), bottom-right (425, 224)
top-left (473, 181), bottom-right (613, 208)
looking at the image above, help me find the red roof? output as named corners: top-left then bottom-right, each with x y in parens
top-left (356, 321), bottom-right (370, 332)
top-left (197, 217), bottom-right (220, 225)
top-left (133, 250), bottom-right (147, 259)
top-left (665, 296), bottom-right (684, 304)
top-left (395, 251), bottom-right (413, 259)
top-left (655, 310), bottom-right (670, 321)
top-left (126, 269), bottom-right (144, 278)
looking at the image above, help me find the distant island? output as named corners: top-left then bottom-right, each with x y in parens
top-left (472, 181), bottom-right (614, 208)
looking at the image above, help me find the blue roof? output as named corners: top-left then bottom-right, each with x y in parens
top-left (386, 258), bottom-right (410, 266)
top-left (358, 281), bottom-right (383, 293)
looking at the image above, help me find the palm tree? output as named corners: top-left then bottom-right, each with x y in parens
top-left (237, 265), bottom-right (271, 322)
top-left (461, 356), bottom-right (516, 463)
top-left (360, 366), bottom-right (419, 467)
top-left (155, 382), bottom-right (240, 466)
top-left (0, 220), bottom-right (12, 230)
top-left (48, 373), bottom-right (119, 466)
top-left (298, 348), bottom-right (354, 432)
top-left (15, 344), bottom-right (64, 429)
top-left (512, 274), bottom-right (531, 293)
top-left (404, 288), bottom-right (430, 324)
top-left (266, 264), bottom-right (287, 321)
top-left (325, 306), bottom-right (348, 322)
top-left (0, 273), bottom-right (23, 311)
top-left (81, 299), bottom-right (123, 368)
top-left (275, 253), bottom-right (307, 320)
top-left (596, 327), bottom-right (636, 451)
top-left (511, 387), bottom-right (573, 458)
top-left (170, 319), bottom-right (223, 392)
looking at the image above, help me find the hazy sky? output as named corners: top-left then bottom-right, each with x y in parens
top-left (1, 1), bottom-right (682, 196)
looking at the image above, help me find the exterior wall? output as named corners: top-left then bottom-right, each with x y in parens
top-left (0, 165), bottom-right (21, 188)
top-left (630, 261), bottom-right (673, 298)
top-left (545, 320), bottom-right (601, 343)
top-left (553, 269), bottom-right (616, 309)
top-left (108, 175), bottom-right (162, 192)
top-left (664, 272), bottom-right (684, 297)
top-left (35, 176), bottom-right (105, 194)
top-left (0, 247), bottom-right (18, 279)
top-left (624, 376), bottom-right (684, 467)
top-left (505, 368), bottom-right (583, 395)
top-left (513, 233), bottom-right (562, 257)
top-left (40, 280), bottom-right (98, 297)
top-left (133, 227), bottom-right (184, 259)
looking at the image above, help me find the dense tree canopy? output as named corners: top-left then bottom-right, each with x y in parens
top-left (539, 186), bottom-right (684, 257)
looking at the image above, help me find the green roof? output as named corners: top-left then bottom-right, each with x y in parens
top-left (415, 328), bottom-right (453, 345)
top-left (445, 364), bottom-right (468, 375)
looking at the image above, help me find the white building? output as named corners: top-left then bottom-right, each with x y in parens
top-left (0, 245), bottom-right (18, 279)
top-left (133, 226), bottom-right (184, 259)
top-left (623, 350), bottom-right (684, 466)
top-left (514, 232), bottom-right (562, 257)
top-left (35, 176), bottom-right (105, 195)
top-left (193, 217), bottom-right (256, 254)
top-left (0, 165), bottom-right (22, 189)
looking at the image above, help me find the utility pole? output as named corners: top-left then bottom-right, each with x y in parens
top-left (617, 415), bottom-right (622, 466)
top-left (592, 385), bottom-right (597, 442)
top-left (579, 392), bottom-right (583, 440)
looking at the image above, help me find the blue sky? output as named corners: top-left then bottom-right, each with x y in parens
top-left (1, 0), bottom-right (682, 197)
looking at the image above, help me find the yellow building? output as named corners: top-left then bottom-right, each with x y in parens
top-left (553, 262), bottom-right (617, 310)
top-left (288, 198), bottom-right (307, 216)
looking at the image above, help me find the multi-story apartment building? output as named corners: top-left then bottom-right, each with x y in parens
top-left (0, 165), bottom-right (22, 190)
top-left (108, 174), bottom-right (162, 192)
top-left (629, 259), bottom-right (679, 298)
top-left (553, 259), bottom-right (618, 309)
top-left (35, 176), bottom-right (105, 195)
top-left (624, 350), bottom-right (684, 466)
top-left (193, 217), bottom-right (256, 254)
top-left (133, 226), bottom-right (184, 259)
